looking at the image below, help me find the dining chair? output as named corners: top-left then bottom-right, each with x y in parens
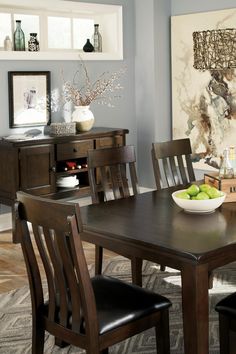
top-left (215, 292), bottom-right (236, 354)
top-left (151, 138), bottom-right (196, 190)
top-left (151, 139), bottom-right (215, 286)
top-left (15, 191), bottom-right (172, 354)
top-left (87, 145), bottom-right (143, 286)
top-left (151, 138), bottom-right (195, 272)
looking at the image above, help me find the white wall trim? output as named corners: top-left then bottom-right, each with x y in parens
top-left (0, 187), bottom-right (154, 232)
top-left (0, 212), bottom-right (12, 231)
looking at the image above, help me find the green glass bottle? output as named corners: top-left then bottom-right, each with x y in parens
top-left (14, 20), bottom-right (25, 51)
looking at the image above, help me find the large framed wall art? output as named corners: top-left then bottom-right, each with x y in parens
top-left (171, 8), bottom-right (236, 171)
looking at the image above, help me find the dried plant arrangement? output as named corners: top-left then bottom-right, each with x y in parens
top-left (61, 58), bottom-right (126, 107)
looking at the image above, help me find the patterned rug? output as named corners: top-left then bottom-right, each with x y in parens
top-left (0, 256), bottom-right (236, 354)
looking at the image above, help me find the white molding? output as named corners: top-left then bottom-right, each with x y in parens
top-left (0, 213), bottom-right (12, 231)
top-left (0, 51), bottom-right (123, 61)
top-left (0, 188), bottom-right (154, 232)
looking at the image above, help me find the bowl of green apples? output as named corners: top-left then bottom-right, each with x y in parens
top-left (172, 183), bottom-right (226, 214)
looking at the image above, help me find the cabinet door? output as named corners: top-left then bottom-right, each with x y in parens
top-left (20, 144), bottom-right (55, 195)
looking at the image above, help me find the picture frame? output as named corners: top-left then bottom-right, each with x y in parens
top-left (171, 8), bottom-right (236, 172)
top-left (8, 71), bottom-right (51, 128)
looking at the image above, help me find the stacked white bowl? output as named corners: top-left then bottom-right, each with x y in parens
top-left (56, 175), bottom-right (79, 188)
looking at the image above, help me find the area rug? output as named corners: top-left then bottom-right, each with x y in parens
top-left (0, 257), bottom-right (236, 354)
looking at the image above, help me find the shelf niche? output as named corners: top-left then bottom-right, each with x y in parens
top-left (0, 0), bottom-right (123, 61)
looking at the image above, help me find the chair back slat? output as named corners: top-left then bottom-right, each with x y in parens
top-left (33, 225), bottom-right (57, 322)
top-left (176, 156), bottom-right (188, 185)
top-left (129, 162), bottom-right (139, 195)
top-left (152, 138), bottom-right (196, 190)
top-left (19, 217), bottom-right (44, 310)
top-left (88, 145), bottom-right (139, 203)
top-left (15, 192), bottom-right (99, 338)
top-left (186, 154), bottom-right (196, 181)
top-left (100, 166), bottom-right (114, 201)
top-left (151, 150), bottom-right (162, 189)
top-left (169, 156), bottom-right (181, 186)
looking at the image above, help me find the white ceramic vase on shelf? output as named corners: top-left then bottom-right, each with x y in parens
top-left (72, 105), bottom-right (94, 132)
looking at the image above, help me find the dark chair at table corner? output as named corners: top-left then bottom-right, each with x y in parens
top-left (151, 138), bottom-right (196, 191)
top-left (87, 144), bottom-right (143, 287)
top-left (151, 138), bottom-right (215, 287)
top-left (15, 191), bottom-right (172, 354)
top-left (215, 292), bottom-right (236, 354)
top-left (151, 138), bottom-right (196, 272)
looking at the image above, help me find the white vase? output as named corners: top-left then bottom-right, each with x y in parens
top-left (72, 105), bottom-right (94, 132)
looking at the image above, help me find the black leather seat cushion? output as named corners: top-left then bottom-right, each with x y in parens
top-left (215, 292), bottom-right (236, 318)
top-left (92, 275), bottom-right (171, 335)
top-left (44, 275), bottom-right (171, 335)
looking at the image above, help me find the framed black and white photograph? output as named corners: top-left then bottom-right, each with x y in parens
top-left (8, 71), bottom-right (51, 128)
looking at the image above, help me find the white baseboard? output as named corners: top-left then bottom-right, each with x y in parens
top-left (0, 187), bottom-right (154, 232)
top-left (0, 213), bottom-right (12, 232)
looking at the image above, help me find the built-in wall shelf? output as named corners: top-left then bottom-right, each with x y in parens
top-left (0, 0), bottom-right (123, 61)
top-left (0, 51), bottom-right (122, 61)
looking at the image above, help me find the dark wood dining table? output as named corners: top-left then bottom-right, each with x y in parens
top-left (80, 188), bottom-right (236, 354)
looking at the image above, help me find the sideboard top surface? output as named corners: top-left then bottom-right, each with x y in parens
top-left (0, 127), bottom-right (129, 147)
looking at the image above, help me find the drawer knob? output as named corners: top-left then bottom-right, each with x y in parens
top-left (73, 148), bottom-right (77, 153)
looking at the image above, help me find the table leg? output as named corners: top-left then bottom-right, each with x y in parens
top-left (131, 257), bottom-right (143, 287)
top-left (181, 263), bottom-right (209, 354)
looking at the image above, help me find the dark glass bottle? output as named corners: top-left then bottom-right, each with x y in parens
top-left (14, 20), bottom-right (25, 51)
top-left (83, 39), bottom-right (94, 52)
top-left (92, 24), bottom-right (102, 52)
top-left (28, 33), bottom-right (40, 51)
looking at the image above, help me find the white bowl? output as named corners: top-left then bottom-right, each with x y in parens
top-left (172, 189), bottom-right (226, 214)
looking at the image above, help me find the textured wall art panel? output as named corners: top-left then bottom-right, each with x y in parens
top-left (171, 8), bottom-right (236, 171)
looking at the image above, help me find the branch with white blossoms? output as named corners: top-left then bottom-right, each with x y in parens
top-left (61, 57), bottom-right (126, 107)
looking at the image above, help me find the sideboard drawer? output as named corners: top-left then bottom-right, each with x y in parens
top-left (56, 140), bottom-right (93, 160)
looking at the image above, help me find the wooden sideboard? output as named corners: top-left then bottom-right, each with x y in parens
top-left (0, 127), bottom-right (128, 242)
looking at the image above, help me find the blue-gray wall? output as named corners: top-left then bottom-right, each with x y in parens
top-left (171, 0), bottom-right (236, 14)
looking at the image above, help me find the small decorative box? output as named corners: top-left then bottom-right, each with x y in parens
top-left (50, 122), bottom-right (76, 135)
top-left (204, 172), bottom-right (236, 203)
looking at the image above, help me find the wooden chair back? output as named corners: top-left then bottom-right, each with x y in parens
top-left (15, 192), bottom-right (99, 350)
top-left (15, 192), bottom-right (172, 354)
top-left (87, 145), bottom-right (140, 203)
top-left (152, 138), bottom-right (196, 190)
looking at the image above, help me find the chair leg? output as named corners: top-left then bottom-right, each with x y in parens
top-left (32, 317), bottom-right (45, 354)
top-left (131, 257), bottom-right (143, 287)
top-left (55, 338), bottom-right (68, 347)
top-left (95, 245), bottom-right (103, 275)
top-left (155, 309), bottom-right (170, 354)
top-left (87, 346), bottom-right (107, 354)
top-left (218, 313), bottom-right (230, 354)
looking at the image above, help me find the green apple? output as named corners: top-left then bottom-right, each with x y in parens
top-left (196, 191), bottom-right (210, 200)
top-left (176, 191), bottom-right (190, 199)
top-left (207, 187), bottom-right (222, 199)
top-left (199, 183), bottom-right (212, 193)
top-left (186, 184), bottom-right (200, 196)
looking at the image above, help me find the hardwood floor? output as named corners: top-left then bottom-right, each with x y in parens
top-left (0, 229), bottom-right (116, 294)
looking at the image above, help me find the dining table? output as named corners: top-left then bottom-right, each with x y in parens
top-left (80, 188), bottom-right (236, 354)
